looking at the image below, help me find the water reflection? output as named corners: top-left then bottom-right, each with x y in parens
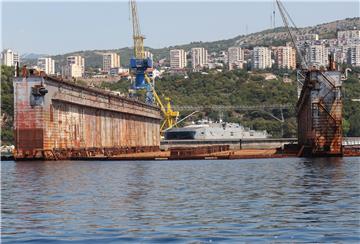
top-left (2, 157), bottom-right (360, 243)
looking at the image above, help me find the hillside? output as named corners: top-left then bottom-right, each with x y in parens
top-left (21, 17), bottom-right (360, 68)
top-left (99, 68), bottom-right (360, 138)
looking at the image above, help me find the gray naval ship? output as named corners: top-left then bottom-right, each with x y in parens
top-left (164, 119), bottom-right (269, 140)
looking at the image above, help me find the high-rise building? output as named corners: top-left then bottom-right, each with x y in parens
top-left (65, 55), bottom-right (85, 78)
top-left (347, 45), bottom-right (360, 67)
top-left (275, 46), bottom-right (296, 70)
top-left (37, 57), bottom-right (55, 75)
top-left (62, 55), bottom-right (85, 78)
top-left (170, 49), bottom-right (187, 69)
top-left (191, 47), bottom-right (208, 71)
top-left (228, 47), bottom-right (244, 70)
top-left (103, 53), bottom-right (120, 73)
top-left (1, 49), bottom-right (19, 67)
top-left (305, 44), bottom-right (329, 67)
top-left (252, 47), bottom-right (272, 69)
top-left (62, 65), bottom-right (83, 78)
top-left (67, 55), bottom-right (85, 74)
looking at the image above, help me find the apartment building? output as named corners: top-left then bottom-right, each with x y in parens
top-left (347, 44), bottom-right (360, 67)
top-left (275, 46), bottom-right (296, 70)
top-left (191, 47), bottom-right (208, 71)
top-left (37, 57), bottom-right (55, 75)
top-left (103, 53), bottom-right (120, 73)
top-left (338, 30), bottom-right (360, 41)
top-left (1, 49), bottom-right (19, 67)
top-left (252, 47), bottom-right (272, 69)
top-left (170, 49), bottom-right (187, 69)
top-left (62, 55), bottom-right (85, 78)
top-left (305, 44), bottom-right (329, 67)
top-left (144, 51), bottom-right (153, 61)
top-left (228, 47), bottom-right (244, 70)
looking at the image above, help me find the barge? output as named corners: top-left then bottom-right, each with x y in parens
top-left (13, 71), bottom-right (162, 160)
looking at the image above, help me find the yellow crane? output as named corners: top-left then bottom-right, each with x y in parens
top-left (129, 0), bottom-right (180, 133)
top-left (144, 74), bottom-right (179, 132)
top-left (130, 0), bottom-right (145, 59)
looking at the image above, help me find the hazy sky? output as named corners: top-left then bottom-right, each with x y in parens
top-left (1, 0), bottom-right (359, 55)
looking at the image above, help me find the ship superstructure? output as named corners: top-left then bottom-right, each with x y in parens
top-left (164, 120), bottom-right (269, 140)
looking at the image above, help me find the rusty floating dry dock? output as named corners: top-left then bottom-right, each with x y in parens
top-left (13, 72), bottom-right (162, 160)
top-left (296, 58), bottom-right (343, 157)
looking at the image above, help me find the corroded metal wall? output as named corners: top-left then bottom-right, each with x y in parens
top-left (296, 70), bottom-right (342, 156)
top-left (14, 75), bottom-right (161, 159)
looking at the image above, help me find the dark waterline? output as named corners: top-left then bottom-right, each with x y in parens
top-left (2, 157), bottom-right (360, 243)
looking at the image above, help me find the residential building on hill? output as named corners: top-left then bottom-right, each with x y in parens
top-left (191, 47), bottom-right (208, 71)
top-left (228, 47), bottom-right (244, 70)
top-left (274, 46), bottom-right (296, 70)
top-left (37, 57), bottom-right (55, 75)
top-left (252, 47), bottom-right (272, 69)
top-left (170, 49), bottom-right (187, 69)
top-left (1, 49), bottom-right (19, 67)
top-left (103, 53), bottom-right (120, 73)
top-left (347, 44), bottom-right (360, 67)
top-left (62, 55), bottom-right (85, 78)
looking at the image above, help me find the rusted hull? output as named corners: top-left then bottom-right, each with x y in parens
top-left (296, 70), bottom-right (342, 156)
top-left (13, 76), bottom-right (161, 160)
top-left (169, 145), bottom-right (230, 159)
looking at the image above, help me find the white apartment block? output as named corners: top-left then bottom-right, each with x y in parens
top-left (191, 47), bottom-right (208, 71)
top-left (37, 57), bottom-right (55, 75)
top-left (144, 51), bottom-right (153, 61)
top-left (62, 55), bottom-right (85, 78)
top-left (337, 30), bottom-right (360, 41)
top-left (170, 49), bottom-right (187, 69)
top-left (252, 47), bottom-right (272, 69)
top-left (275, 46), bottom-right (296, 70)
top-left (228, 47), bottom-right (244, 70)
top-left (306, 44), bottom-right (329, 67)
top-left (62, 64), bottom-right (83, 78)
top-left (67, 55), bottom-right (85, 75)
top-left (347, 45), bottom-right (360, 67)
top-left (1, 49), bottom-right (19, 67)
top-left (103, 53), bottom-right (120, 73)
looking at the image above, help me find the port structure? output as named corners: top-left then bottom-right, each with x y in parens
top-left (276, 0), bottom-right (343, 156)
top-left (129, 0), bottom-right (180, 133)
top-left (129, 0), bottom-right (153, 104)
top-left (13, 74), bottom-right (162, 160)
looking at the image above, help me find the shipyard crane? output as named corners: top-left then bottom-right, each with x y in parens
top-left (129, 0), bottom-right (153, 104)
top-left (129, 0), bottom-right (180, 133)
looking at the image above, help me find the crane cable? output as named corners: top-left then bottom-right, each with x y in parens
top-left (275, 0), bottom-right (308, 69)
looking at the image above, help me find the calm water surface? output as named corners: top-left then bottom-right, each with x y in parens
top-left (2, 157), bottom-right (360, 243)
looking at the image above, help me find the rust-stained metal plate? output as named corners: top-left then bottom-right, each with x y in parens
top-left (13, 75), bottom-right (161, 160)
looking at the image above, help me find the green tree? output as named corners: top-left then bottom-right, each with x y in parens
top-left (1, 65), bottom-right (14, 145)
top-left (349, 113), bottom-right (360, 136)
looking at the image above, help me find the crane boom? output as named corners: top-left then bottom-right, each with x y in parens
top-left (144, 74), bottom-right (179, 132)
top-left (130, 0), bottom-right (145, 59)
